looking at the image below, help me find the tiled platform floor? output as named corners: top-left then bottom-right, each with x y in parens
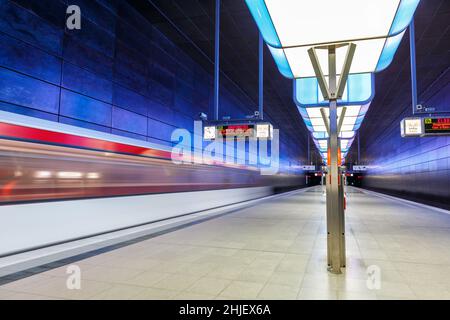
top-left (1, 186), bottom-right (450, 300)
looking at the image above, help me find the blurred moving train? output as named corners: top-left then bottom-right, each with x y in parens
top-left (0, 114), bottom-right (305, 205)
top-left (0, 112), bottom-right (306, 257)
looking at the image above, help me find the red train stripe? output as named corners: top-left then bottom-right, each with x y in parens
top-left (0, 122), bottom-right (172, 159)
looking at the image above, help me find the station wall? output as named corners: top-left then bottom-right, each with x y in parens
top-left (361, 71), bottom-right (450, 210)
top-left (0, 0), bottom-right (306, 169)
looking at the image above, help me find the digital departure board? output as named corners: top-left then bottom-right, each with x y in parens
top-left (401, 117), bottom-right (450, 138)
top-left (424, 117), bottom-right (450, 135)
top-left (217, 124), bottom-right (255, 139)
top-left (203, 122), bottom-right (274, 140)
top-left (400, 117), bottom-right (423, 137)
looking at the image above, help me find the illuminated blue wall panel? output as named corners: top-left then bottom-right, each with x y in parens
top-left (361, 81), bottom-right (450, 210)
top-left (112, 106), bottom-right (147, 136)
top-left (113, 84), bottom-right (148, 117)
top-left (0, 0), bottom-right (307, 166)
top-left (0, 1), bottom-right (63, 54)
top-left (151, 64), bottom-right (175, 91)
top-left (59, 116), bottom-right (111, 134)
top-left (175, 81), bottom-right (194, 107)
top-left (147, 117), bottom-right (176, 142)
top-left (11, 0), bottom-right (67, 27)
top-left (111, 129), bottom-right (146, 142)
top-left (150, 43), bottom-right (178, 75)
top-left (69, 0), bottom-right (117, 32)
top-left (62, 63), bottom-right (113, 103)
top-left (63, 34), bottom-right (114, 79)
top-left (114, 62), bottom-right (148, 97)
top-left (114, 41), bottom-right (149, 81)
top-left (60, 89), bottom-right (112, 126)
top-left (174, 113), bottom-right (194, 133)
top-left (426, 82), bottom-right (450, 114)
top-left (149, 81), bottom-right (173, 110)
top-left (67, 16), bottom-right (115, 58)
top-left (0, 101), bottom-right (58, 122)
top-left (147, 101), bottom-right (174, 125)
top-left (0, 33), bottom-right (61, 84)
top-left (0, 68), bottom-right (59, 113)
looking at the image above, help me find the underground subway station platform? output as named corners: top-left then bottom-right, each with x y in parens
top-left (0, 0), bottom-right (449, 316)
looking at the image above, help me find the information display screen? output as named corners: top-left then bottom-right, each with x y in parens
top-left (217, 124), bottom-right (255, 139)
top-left (203, 122), bottom-right (274, 140)
top-left (401, 118), bottom-right (423, 137)
top-left (424, 117), bottom-right (450, 135)
top-left (256, 124), bottom-right (273, 139)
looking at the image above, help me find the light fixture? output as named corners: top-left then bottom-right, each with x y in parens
top-left (57, 172), bottom-right (83, 179)
top-left (86, 172), bottom-right (101, 179)
top-left (297, 98), bottom-right (369, 160)
top-left (312, 131), bottom-right (355, 140)
top-left (299, 103), bottom-right (370, 134)
top-left (247, 0), bottom-right (420, 78)
top-left (34, 171), bottom-right (52, 179)
top-left (313, 137), bottom-right (355, 153)
top-left (294, 73), bottom-right (374, 106)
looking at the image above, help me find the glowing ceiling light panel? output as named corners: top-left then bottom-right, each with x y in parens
top-left (300, 103), bottom-right (370, 134)
top-left (246, 0), bottom-right (420, 78)
top-left (246, 0), bottom-right (420, 164)
top-left (314, 137), bottom-right (354, 153)
top-left (300, 102), bottom-right (368, 158)
top-left (294, 73), bottom-right (374, 106)
top-left (312, 131), bottom-right (356, 140)
top-left (321, 152), bottom-right (345, 162)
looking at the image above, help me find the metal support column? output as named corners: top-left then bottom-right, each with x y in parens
top-left (409, 18), bottom-right (418, 115)
top-left (214, 0), bottom-right (220, 120)
top-left (259, 33), bottom-right (264, 120)
top-left (308, 43), bottom-right (355, 274)
top-left (326, 46), bottom-right (343, 274)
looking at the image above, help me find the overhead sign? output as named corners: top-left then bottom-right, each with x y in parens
top-left (218, 124), bottom-right (255, 139)
top-left (424, 117), bottom-right (450, 135)
top-left (400, 117), bottom-right (423, 137)
top-left (256, 123), bottom-right (274, 139)
top-left (203, 122), bottom-right (274, 141)
top-left (203, 126), bottom-right (216, 140)
top-left (401, 117), bottom-right (450, 137)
